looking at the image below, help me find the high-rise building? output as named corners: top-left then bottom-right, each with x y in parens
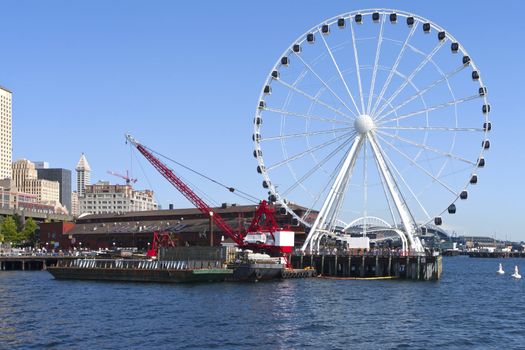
top-left (71, 191), bottom-right (79, 217)
top-left (36, 168), bottom-right (72, 214)
top-left (79, 181), bottom-right (158, 215)
top-left (0, 86), bottom-right (12, 180)
top-left (76, 153), bottom-right (91, 197)
top-left (12, 159), bottom-right (61, 207)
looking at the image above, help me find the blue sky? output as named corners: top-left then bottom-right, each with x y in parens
top-left (2, 0), bottom-right (523, 241)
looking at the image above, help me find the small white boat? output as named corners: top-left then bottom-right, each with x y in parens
top-left (497, 263), bottom-right (505, 275)
top-left (511, 266), bottom-right (521, 279)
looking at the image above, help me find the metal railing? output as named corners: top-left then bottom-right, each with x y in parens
top-left (57, 258), bottom-right (224, 270)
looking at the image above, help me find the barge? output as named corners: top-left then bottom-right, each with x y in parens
top-left (47, 247), bottom-right (316, 283)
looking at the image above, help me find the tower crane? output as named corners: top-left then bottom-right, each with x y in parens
top-left (125, 134), bottom-right (294, 255)
top-left (107, 170), bottom-right (138, 186)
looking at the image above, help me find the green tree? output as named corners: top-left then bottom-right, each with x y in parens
top-left (13, 213), bottom-right (24, 233)
top-left (0, 216), bottom-right (4, 242)
top-left (1, 217), bottom-right (19, 244)
top-left (21, 218), bottom-right (38, 245)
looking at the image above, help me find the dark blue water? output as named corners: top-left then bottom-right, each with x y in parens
top-left (0, 257), bottom-right (524, 349)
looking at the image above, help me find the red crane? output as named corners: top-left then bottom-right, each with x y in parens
top-left (125, 134), bottom-right (245, 246)
top-left (125, 134), bottom-right (294, 254)
top-left (107, 170), bottom-right (138, 185)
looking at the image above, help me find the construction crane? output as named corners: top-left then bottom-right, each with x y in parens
top-left (125, 133), bottom-right (294, 254)
top-left (107, 170), bottom-right (138, 186)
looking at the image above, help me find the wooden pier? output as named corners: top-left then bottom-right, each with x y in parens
top-left (290, 253), bottom-right (442, 280)
top-left (0, 256), bottom-right (77, 271)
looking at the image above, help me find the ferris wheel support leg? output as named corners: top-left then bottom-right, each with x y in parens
top-left (368, 133), bottom-right (424, 253)
top-left (301, 135), bottom-right (364, 252)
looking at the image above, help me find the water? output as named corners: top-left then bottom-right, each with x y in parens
top-left (0, 257), bottom-right (524, 349)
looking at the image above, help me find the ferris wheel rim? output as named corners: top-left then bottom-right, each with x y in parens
top-left (252, 8), bottom-right (491, 232)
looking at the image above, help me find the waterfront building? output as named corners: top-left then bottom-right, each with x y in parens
top-left (76, 153), bottom-right (91, 197)
top-left (78, 181), bottom-right (158, 215)
top-left (36, 168), bottom-right (72, 214)
top-left (71, 191), bottom-right (79, 217)
top-left (0, 86), bottom-right (12, 180)
top-left (12, 159), bottom-right (61, 209)
top-left (62, 203), bottom-right (310, 249)
top-left (0, 178), bottom-right (56, 214)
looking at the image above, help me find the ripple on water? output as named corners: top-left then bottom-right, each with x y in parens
top-left (0, 257), bottom-right (525, 349)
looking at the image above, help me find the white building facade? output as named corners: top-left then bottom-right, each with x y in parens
top-left (71, 191), bottom-right (79, 217)
top-left (0, 86), bottom-right (12, 180)
top-left (79, 181), bottom-right (157, 215)
top-left (76, 153), bottom-right (91, 197)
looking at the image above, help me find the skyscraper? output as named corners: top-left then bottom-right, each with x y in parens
top-left (76, 153), bottom-right (91, 197)
top-left (37, 168), bottom-right (72, 214)
top-left (0, 86), bottom-right (12, 180)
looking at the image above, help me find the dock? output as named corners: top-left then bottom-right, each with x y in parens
top-left (290, 252), bottom-right (442, 280)
top-left (467, 251), bottom-right (525, 258)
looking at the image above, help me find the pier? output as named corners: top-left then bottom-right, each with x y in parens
top-left (467, 251), bottom-right (525, 258)
top-left (0, 256), bottom-right (77, 271)
top-left (291, 253), bottom-right (442, 280)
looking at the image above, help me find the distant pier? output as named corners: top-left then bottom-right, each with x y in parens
top-left (467, 251), bottom-right (525, 258)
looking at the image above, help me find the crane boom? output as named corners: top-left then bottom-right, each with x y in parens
top-left (125, 134), bottom-right (245, 246)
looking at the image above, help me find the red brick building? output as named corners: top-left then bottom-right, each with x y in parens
top-left (46, 203), bottom-right (315, 250)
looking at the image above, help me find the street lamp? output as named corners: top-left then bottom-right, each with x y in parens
top-left (209, 211), bottom-right (214, 247)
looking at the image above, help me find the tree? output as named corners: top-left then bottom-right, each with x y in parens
top-left (1, 217), bottom-right (19, 244)
top-left (12, 213), bottom-right (24, 233)
top-left (21, 218), bottom-right (39, 245)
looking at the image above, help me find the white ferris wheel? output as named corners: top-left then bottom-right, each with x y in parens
top-left (252, 9), bottom-right (491, 253)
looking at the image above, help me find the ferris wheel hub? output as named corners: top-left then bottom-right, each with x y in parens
top-left (354, 114), bottom-right (375, 135)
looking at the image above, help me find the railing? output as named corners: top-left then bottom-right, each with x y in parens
top-left (57, 259), bottom-right (224, 270)
top-left (292, 249), bottom-right (439, 258)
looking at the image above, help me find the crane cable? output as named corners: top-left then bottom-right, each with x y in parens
top-left (139, 144), bottom-right (260, 204)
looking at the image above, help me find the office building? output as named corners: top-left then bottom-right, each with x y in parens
top-left (0, 86), bottom-right (12, 180)
top-left (79, 181), bottom-right (158, 215)
top-left (12, 159), bottom-right (60, 205)
top-left (37, 168), bottom-right (72, 214)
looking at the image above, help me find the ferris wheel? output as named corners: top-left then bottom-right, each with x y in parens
top-left (252, 9), bottom-right (491, 253)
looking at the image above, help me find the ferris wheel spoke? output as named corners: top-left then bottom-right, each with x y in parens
top-left (377, 93), bottom-right (480, 125)
top-left (374, 64), bottom-right (467, 122)
top-left (375, 133), bottom-right (458, 196)
top-left (281, 134), bottom-right (355, 197)
top-left (376, 130), bottom-right (476, 165)
top-left (349, 18), bottom-right (366, 114)
top-left (362, 138), bottom-right (368, 236)
top-left (318, 31), bottom-right (361, 115)
top-left (261, 126), bottom-right (352, 142)
top-left (371, 23), bottom-right (418, 117)
top-left (372, 154), bottom-right (398, 227)
top-left (367, 15), bottom-right (386, 115)
top-left (377, 126), bottom-right (483, 132)
top-left (293, 46), bottom-right (358, 118)
top-left (266, 131), bottom-right (354, 171)
top-left (373, 40), bottom-right (447, 118)
top-left (263, 107), bottom-right (351, 125)
top-left (276, 79), bottom-right (353, 120)
top-left (379, 141), bottom-right (432, 220)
